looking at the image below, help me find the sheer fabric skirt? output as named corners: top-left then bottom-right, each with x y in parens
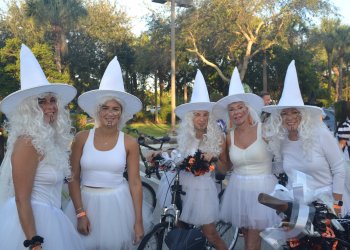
top-left (220, 173), bottom-right (280, 230)
top-left (0, 198), bottom-right (84, 250)
top-left (65, 181), bottom-right (138, 250)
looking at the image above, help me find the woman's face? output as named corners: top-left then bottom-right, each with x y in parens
top-left (280, 108), bottom-right (301, 132)
top-left (228, 101), bottom-right (249, 126)
top-left (192, 110), bottom-right (209, 133)
top-left (98, 99), bottom-right (122, 128)
top-left (38, 93), bottom-right (58, 124)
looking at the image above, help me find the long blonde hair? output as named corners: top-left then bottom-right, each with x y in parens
top-left (176, 111), bottom-right (223, 157)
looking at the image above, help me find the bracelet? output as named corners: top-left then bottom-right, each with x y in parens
top-left (76, 211), bottom-right (87, 218)
top-left (23, 235), bottom-right (44, 248)
top-left (75, 207), bottom-right (83, 212)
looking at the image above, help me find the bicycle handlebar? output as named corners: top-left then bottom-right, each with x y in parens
top-left (126, 127), bottom-right (171, 148)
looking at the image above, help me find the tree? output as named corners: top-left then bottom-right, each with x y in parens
top-left (25, 0), bottom-right (87, 73)
top-left (335, 25), bottom-right (350, 100)
top-left (178, 0), bottom-right (333, 91)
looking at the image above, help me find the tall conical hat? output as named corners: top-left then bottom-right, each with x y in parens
top-left (0, 44), bottom-right (76, 115)
top-left (262, 60), bottom-right (322, 116)
top-left (78, 56), bottom-right (142, 125)
top-left (175, 69), bottom-right (214, 119)
top-left (212, 67), bottom-right (263, 120)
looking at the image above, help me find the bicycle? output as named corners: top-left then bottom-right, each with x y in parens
top-left (258, 192), bottom-right (350, 249)
top-left (137, 156), bottom-right (239, 250)
top-left (124, 127), bottom-right (172, 212)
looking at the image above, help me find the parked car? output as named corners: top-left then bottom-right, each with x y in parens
top-left (322, 108), bottom-right (335, 132)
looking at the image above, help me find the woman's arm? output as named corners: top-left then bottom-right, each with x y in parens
top-left (125, 134), bottom-right (144, 245)
top-left (68, 131), bottom-right (90, 235)
top-left (12, 137), bottom-right (40, 240)
top-left (218, 134), bottom-right (232, 173)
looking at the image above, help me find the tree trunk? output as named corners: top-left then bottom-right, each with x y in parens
top-left (240, 40), bottom-right (253, 80)
top-left (263, 50), bottom-right (267, 92)
top-left (154, 72), bottom-right (159, 123)
top-left (53, 26), bottom-right (63, 73)
top-left (339, 56), bottom-right (344, 100)
top-left (327, 50), bottom-right (333, 95)
top-left (184, 84), bottom-right (188, 103)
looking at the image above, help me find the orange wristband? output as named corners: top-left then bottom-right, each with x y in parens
top-left (76, 211), bottom-right (86, 218)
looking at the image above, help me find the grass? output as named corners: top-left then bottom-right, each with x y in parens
top-left (123, 122), bottom-right (174, 137)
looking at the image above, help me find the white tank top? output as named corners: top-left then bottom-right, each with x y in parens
top-left (229, 123), bottom-right (273, 175)
top-left (80, 128), bottom-right (126, 188)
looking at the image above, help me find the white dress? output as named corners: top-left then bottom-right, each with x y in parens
top-left (0, 162), bottom-right (84, 250)
top-left (220, 123), bottom-right (280, 230)
top-left (65, 129), bottom-right (151, 250)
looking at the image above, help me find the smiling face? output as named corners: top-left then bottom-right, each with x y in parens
top-left (228, 101), bottom-right (250, 126)
top-left (38, 93), bottom-right (58, 124)
top-left (192, 110), bottom-right (209, 133)
top-left (98, 99), bottom-right (122, 129)
top-left (280, 108), bottom-right (302, 132)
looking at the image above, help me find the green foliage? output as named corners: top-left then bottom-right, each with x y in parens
top-left (124, 122), bottom-right (172, 138)
top-left (71, 113), bottom-right (88, 132)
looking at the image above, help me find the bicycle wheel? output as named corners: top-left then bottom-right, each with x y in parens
top-left (142, 181), bottom-right (157, 211)
top-left (138, 222), bottom-right (168, 250)
top-left (216, 220), bottom-right (239, 249)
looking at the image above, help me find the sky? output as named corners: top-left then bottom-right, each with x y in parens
top-left (0, 0), bottom-right (350, 35)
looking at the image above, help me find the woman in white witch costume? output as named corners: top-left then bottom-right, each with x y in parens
top-left (263, 60), bottom-right (345, 216)
top-left (213, 67), bottom-right (279, 250)
top-left (156, 70), bottom-right (228, 249)
top-left (65, 57), bottom-right (146, 249)
top-left (0, 44), bottom-right (84, 250)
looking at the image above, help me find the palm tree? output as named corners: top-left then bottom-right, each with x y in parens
top-left (25, 0), bottom-right (87, 73)
top-left (335, 25), bottom-right (350, 100)
top-left (319, 18), bottom-right (340, 94)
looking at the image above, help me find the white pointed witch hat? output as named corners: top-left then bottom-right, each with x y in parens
top-left (212, 67), bottom-right (263, 120)
top-left (175, 69), bottom-right (214, 119)
top-left (0, 44), bottom-right (77, 116)
top-left (262, 60), bottom-right (322, 116)
top-left (78, 56), bottom-right (142, 124)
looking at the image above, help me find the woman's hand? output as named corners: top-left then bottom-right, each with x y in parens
top-left (146, 150), bottom-right (162, 162)
top-left (133, 222), bottom-right (144, 245)
top-left (77, 215), bottom-right (90, 235)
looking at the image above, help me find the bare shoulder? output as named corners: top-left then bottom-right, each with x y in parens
top-left (73, 130), bottom-right (90, 146)
top-left (14, 136), bottom-right (36, 151)
top-left (124, 133), bottom-right (138, 148)
top-left (12, 136), bottom-right (39, 162)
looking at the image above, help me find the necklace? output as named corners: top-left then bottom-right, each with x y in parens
top-left (99, 130), bottom-right (119, 146)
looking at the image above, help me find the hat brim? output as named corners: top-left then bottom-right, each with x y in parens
top-left (262, 105), bottom-right (323, 117)
top-left (175, 102), bottom-right (215, 119)
top-left (212, 93), bottom-right (264, 120)
top-left (0, 84), bottom-right (77, 116)
top-left (78, 90), bottom-right (142, 119)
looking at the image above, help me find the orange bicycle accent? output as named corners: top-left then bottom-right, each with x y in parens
top-left (288, 238), bottom-right (300, 248)
top-left (322, 226), bottom-right (336, 238)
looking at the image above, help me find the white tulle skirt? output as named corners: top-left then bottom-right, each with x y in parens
top-left (220, 173), bottom-right (280, 230)
top-left (0, 198), bottom-right (84, 250)
top-left (65, 181), bottom-right (145, 250)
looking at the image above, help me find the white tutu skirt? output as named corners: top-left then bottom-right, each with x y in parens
top-left (180, 172), bottom-right (219, 226)
top-left (220, 173), bottom-right (280, 230)
top-left (0, 198), bottom-right (84, 250)
top-left (65, 181), bottom-right (141, 250)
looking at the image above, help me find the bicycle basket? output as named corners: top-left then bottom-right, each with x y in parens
top-left (165, 227), bottom-right (206, 250)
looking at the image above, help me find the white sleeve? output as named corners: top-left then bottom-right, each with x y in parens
top-left (320, 128), bottom-right (345, 194)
